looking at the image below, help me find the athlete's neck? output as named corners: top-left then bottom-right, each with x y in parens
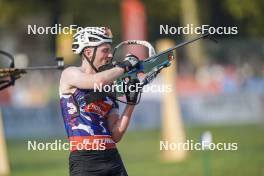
top-left (81, 59), bottom-right (97, 74)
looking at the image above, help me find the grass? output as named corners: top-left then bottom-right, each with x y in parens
top-left (6, 124), bottom-right (264, 176)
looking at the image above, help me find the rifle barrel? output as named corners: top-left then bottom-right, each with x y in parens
top-left (23, 66), bottom-right (61, 70)
top-left (145, 33), bottom-right (210, 62)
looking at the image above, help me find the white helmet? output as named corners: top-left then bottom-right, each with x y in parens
top-left (72, 27), bottom-right (113, 54)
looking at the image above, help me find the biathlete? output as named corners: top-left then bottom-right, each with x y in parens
top-left (59, 27), bottom-right (141, 176)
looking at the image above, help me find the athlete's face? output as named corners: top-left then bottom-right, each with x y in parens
top-left (93, 43), bottom-right (113, 68)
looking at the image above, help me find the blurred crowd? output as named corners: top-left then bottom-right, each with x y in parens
top-left (177, 62), bottom-right (264, 96)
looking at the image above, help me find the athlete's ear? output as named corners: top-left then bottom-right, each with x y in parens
top-left (83, 47), bottom-right (93, 58)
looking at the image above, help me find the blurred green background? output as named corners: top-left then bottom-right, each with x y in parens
top-left (7, 125), bottom-right (264, 176)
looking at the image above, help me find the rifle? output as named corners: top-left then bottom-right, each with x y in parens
top-left (0, 50), bottom-right (64, 91)
top-left (111, 32), bottom-right (217, 104)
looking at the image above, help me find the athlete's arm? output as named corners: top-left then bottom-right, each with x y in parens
top-left (60, 54), bottom-right (139, 92)
top-left (107, 105), bottom-right (135, 143)
top-left (60, 66), bottom-right (124, 91)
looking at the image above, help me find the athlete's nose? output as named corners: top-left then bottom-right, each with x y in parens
top-left (108, 52), bottom-right (113, 58)
top-left (107, 53), bottom-right (113, 63)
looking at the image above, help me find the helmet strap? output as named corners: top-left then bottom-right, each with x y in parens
top-left (83, 47), bottom-right (99, 72)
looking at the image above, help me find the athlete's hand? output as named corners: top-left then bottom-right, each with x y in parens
top-left (116, 54), bottom-right (140, 72)
top-left (123, 77), bottom-right (142, 105)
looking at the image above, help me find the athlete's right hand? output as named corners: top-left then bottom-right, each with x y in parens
top-left (116, 54), bottom-right (140, 72)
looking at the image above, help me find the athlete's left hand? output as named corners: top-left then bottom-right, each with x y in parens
top-left (123, 77), bottom-right (142, 105)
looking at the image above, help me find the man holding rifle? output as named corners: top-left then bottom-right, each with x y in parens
top-left (59, 27), bottom-right (140, 176)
